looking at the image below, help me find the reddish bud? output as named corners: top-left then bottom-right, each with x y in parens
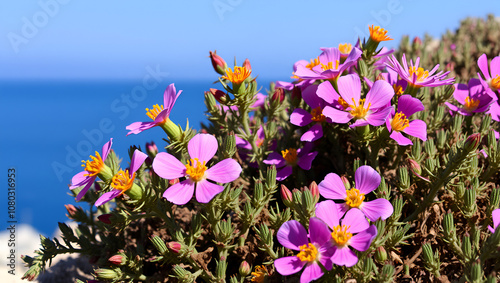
top-left (169, 178), bottom-right (180, 185)
top-left (271, 88), bottom-right (285, 103)
top-left (341, 176), bottom-right (351, 189)
top-left (243, 58), bottom-right (252, 72)
top-left (98, 214), bottom-right (112, 224)
top-left (407, 159), bottom-right (422, 176)
top-left (64, 204), bottom-right (78, 218)
top-left (167, 241), bottom-right (182, 254)
top-left (280, 184), bottom-right (293, 204)
top-left (412, 36), bottom-right (422, 46)
top-left (375, 246), bottom-right (388, 262)
top-left (239, 261), bottom-right (251, 276)
top-left (464, 133), bottom-right (481, 152)
top-left (309, 181), bottom-right (320, 202)
top-left (209, 88), bottom-right (229, 104)
top-left (146, 141), bottom-right (158, 157)
top-left (108, 255), bottom-right (125, 266)
top-left (209, 50), bottom-right (227, 75)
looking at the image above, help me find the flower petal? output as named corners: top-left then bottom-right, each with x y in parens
top-left (290, 108), bottom-right (313, 126)
top-left (355, 165), bottom-right (381, 195)
top-left (403, 119), bottom-right (427, 141)
top-left (101, 138), bottom-right (113, 160)
top-left (323, 106), bottom-right (352, 124)
top-left (308, 217), bottom-right (332, 246)
top-left (195, 180), bottom-right (224, 203)
top-left (360, 198), bottom-right (394, 221)
top-left (297, 151), bottom-right (317, 170)
top-left (263, 152), bottom-right (286, 168)
top-left (125, 121), bottom-right (157, 135)
top-left (366, 107), bottom-right (392, 127)
top-left (398, 95), bottom-right (425, 117)
top-left (492, 208), bottom-right (500, 230)
top-left (349, 225), bottom-right (377, 252)
top-left (95, 190), bottom-right (121, 206)
top-left (75, 178), bottom-right (95, 201)
top-left (188, 134), bottom-right (218, 163)
top-left (337, 74), bottom-right (361, 104)
top-left (276, 165), bottom-right (293, 181)
top-left (315, 200), bottom-right (340, 228)
top-left (153, 152), bottom-right (186, 179)
top-left (70, 171), bottom-right (93, 189)
top-left (317, 81), bottom-right (340, 104)
top-left (130, 150), bottom-right (148, 174)
top-left (302, 84), bottom-right (323, 108)
top-left (390, 130), bottom-right (413, 146)
top-left (331, 246), bottom-right (358, 267)
top-left (365, 80), bottom-right (394, 110)
top-left (300, 262), bottom-right (324, 283)
top-left (341, 208), bottom-right (369, 234)
top-left (277, 220), bottom-right (309, 250)
top-left (300, 123), bottom-right (323, 142)
top-left (478, 54), bottom-right (491, 80)
top-left (163, 83), bottom-right (182, 116)
top-left (163, 179), bottom-right (195, 205)
top-left (205, 159), bottom-right (242, 183)
top-left (318, 173), bottom-right (347, 200)
top-left (274, 256), bottom-right (305, 276)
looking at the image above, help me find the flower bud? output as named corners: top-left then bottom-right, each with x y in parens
top-left (167, 241), bottom-right (182, 254)
top-left (64, 204), bottom-right (78, 218)
top-left (169, 178), bottom-right (180, 185)
top-left (412, 36), bottom-right (422, 49)
top-left (243, 58), bottom-right (252, 72)
top-left (375, 246), bottom-right (388, 263)
top-left (95, 268), bottom-right (120, 280)
top-left (108, 254), bottom-right (126, 266)
top-left (280, 184), bottom-right (293, 207)
top-left (146, 141), bottom-right (158, 158)
top-left (209, 50), bottom-right (227, 75)
top-left (239, 261), bottom-right (251, 276)
top-left (98, 214), bottom-right (112, 224)
top-left (407, 159), bottom-right (421, 176)
top-left (209, 88), bottom-right (229, 104)
top-left (341, 176), bottom-right (351, 189)
top-left (309, 181), bottom-right (320, 202)
top-left (464, 133), bottom-right (481, 152)
top-left (271, 87), bottom-right (285, 103)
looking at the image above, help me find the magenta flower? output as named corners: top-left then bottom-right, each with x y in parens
top-left (274, 218), bottom-right (333, 282)
top-left (386, 95), bottom-right (427, 146)
top-left (294, 47), bottom-right (362, 82)
top-left (365, 68), bottom-right (407, 96)
top-left (315, 201), bottom-right (377, 267)
top-left (152, 134), bottom-right (242, 205)
top-left (320, 74), bottom-right (394, 128)
top-left (477, 54), bottom-right (500, 96)
top-left (488, 208), bottom-right (500, 233)
top-left (445, 78), bottom-right (495, 116)
top-left (318, 165), bottom-right (393, 221)
top-left (386, 54), bottom-right (454, 89)
top-left (126, 83), bottom-right (182, 135)
top-left (95, 149), bottom-right (148, 206)
top-left (290, 84), bottom-right (332, 142)
top-left (70, 139), bottom-right (113, 201)
top-left (263, 143), bottom-right (317, 181)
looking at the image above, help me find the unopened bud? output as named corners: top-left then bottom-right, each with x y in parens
top-left (239, 261), bottom-right (251, 276)
top-left (146, 141), bottom-right (158, 157)
top-left (271, 87), bottom-right (285, 103)
top-left (341, 176), bottom-right (351, 189)
top-left (64, 204), bottom-right (78, 218)
top-left (169, 178), bottom-right (180, 185)
top-left (95, 268), bottom-right (119, 280)
top-left (309, 181), bottom-right (320, 202)
top-left (209, 88), bottom-right (229, 104)
top-left (375, 246), bottom-right (388, 263)
top-left (412, 36), bottom-right (422, 49)
top-left (280, 184), bottom-right (293, 207)
top-left (209, 50), bottom-right (227, 75)
top-left (464, 133), bottom-right (481, 152)
top-left (108, 255), bottom-right (126, 266)
top-left (98, 214), bottom-right (112, 224)
top-left (243, 58), bottom-right (252, 72)
top-left (167, 241), bottom-right (182, 254)
top-left (407, 159), bottom-right (421, 176)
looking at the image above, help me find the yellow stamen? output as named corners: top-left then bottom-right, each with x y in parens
top-left (321, 60), bottom-right (340, 71)
top-left (222, 66), bottom-right (251, 84)
top-left (331, 225), bottom-right (352, 247)
top-left (296, 243), bottom-right (318, 262)
top-left (409, 67), bottom-right (429, 83)
top-left (81, 151), bottom-right (104, 177)
top-left (251, 266), bottom-right (267, 283)
top-left (306, 57), bottom-right (321, 70)
top-left (338, 97), bottom-right (349, 110)
top-left (281, 148), bottom-right (298, 165)
top-left (490, 75), bottom-right (500, 90)
top-left (146, 104), bottom-right (164, 121)
top-left (345, 188), bottom-right (365, 208)
top-left (348, 98), bottom-right (371, 119)
top-left (310, 107), bottom-right (326, 122)
top-left (464, 96), bottom-right (480, 112)
top-left (185, 158), bottom-right (207, 182)
top-left (339, 43), bottom-right (353, 55)
top-left (391, 112), bottom-right (410, 132)
top-left (369, 25), bottom-right (393, 42)
top-left (393, 84), bottom-right (404, 96)
top-left (111, 170), bottom-right (135, 194)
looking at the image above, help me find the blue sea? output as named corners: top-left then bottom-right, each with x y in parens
top-left (0, 78), bottom-right (274, 236)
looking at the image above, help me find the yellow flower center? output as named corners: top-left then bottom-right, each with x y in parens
top-left (338, 97), bottom-right (349, 110)
top-left (82, 151), bottom-right (104, 177)
top-left (464, 96), bottom-right (480, 112)
top-left (281, 148), bottom-right (298, 165)
top-left (338, 43), bottom-right (353, 55)
top-left (331, 225), bottom-right (353, 247)
top-left (251, 266), bottom-right (267, 283)
top-left (146, 104), bottom-right (164, 121)
top-left (409, 67), bottom-right (429, 82)
top-left (490, 75), bottom-right (500, 90)
top-left (296, 243), bottom-right (318, 262)
top-left (222, 66), bottom-right (251, 84)
top-left (306, 57), bottom-right (321, 70)
top-left (391, 112), bottom-right (410, 132)
top-left (344, 188), bottom-right (365, 208)
top-left (256, 138), bottom-right (264, 147)
top-left (369, 25), bottom-right (392, 42)
top-left (321, 60), bottom-right (340, 71)
top-left (185, 158), bottom-right (207, 182)
top-left (310, 107), bottom-right (326, 122)
top-left (111, 170), bottom-right (135, 193)
top-left (348, 98), bottom-right (371, 119)
top-left (393, 84), bottom-right (404, 96)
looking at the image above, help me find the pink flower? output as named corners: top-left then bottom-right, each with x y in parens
top-left (320, 74), bottom-right (394, 128)
top-left (263, 143), bottom-right (317, 181)
top-left (318, 165), bottom-right (393, 221)
top-left (445, 78), bottom-right (495, 116)
top-left (70, 139), bottom-right (113, 201)
top-left (152, 134), bottom-right (242, 205)
top-left (274, 218), bottom-right (334, 283)
top-left (95, 149), bottom-right (148, 206)
top-left (488, 208), bottom-right (500, 233)
top-left (477, 54), bottom-right (500, 96)
top-left (315, 202), bottom-right (377, 267)
top-left (126, 84), bottom-right (182, 135)
top-left (386, 95), bottom-right (427, 146)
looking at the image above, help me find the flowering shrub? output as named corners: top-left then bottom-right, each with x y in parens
top-left (22, 16), bottom-right (500, 282)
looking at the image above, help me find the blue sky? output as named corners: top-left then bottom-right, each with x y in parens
top-left (1, 1), bottom-right (498, 81)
